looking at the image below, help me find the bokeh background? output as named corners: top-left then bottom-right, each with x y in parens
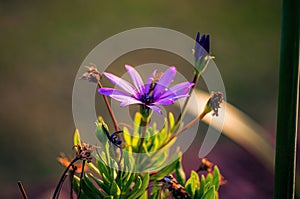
top-left (0, 0), bottom-right (282, 198)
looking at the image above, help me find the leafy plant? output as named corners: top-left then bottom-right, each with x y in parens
top-left (54, 32), bottom-right (226, 199)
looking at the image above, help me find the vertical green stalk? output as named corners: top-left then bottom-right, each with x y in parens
top-left (274, 0), bottom-right (299, 198)
top-left (137, 106), bottom-right (151, 153)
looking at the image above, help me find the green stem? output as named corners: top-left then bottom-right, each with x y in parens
top-left (274, 0), bottom-right (299, 198)
top-left (137, 106), bottom-right (151, 153)
top-left (172, 71), bottom-right (200, 132)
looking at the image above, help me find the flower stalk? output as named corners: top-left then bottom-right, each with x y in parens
top-left (274, 0), bottom-right (299, 198)
top-left (173, 33), bottom-right (212, 132)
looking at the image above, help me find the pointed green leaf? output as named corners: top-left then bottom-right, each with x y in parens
top-left (198, 175), bottom-right (206, 197)
top-left (175, 156), bottom-right (186, 185)
top-left (126, 175), bottom-right (142, 199)
top-left (139, 191), bottom-right (148, 199)
top-left (185, 171), bottom-right (200, 198)
top-left (201, 185), bottom-right (215, 199)
top-left (81, 174), bottom-right (107, 198)
top-left (132, 173), bottom-right (150, 198)
top-left (212, 166), bottom-right (221, 191)
top-left (169, 112), bottom-right (175, 131)
top-left (74, 129), bottom-right (81, 146)
top-left (123, 127), bottom-right (132, 146)
top-left (150, 158), bottom-right (179, 181)
top-left (109, 181), bottom-right (121, 197)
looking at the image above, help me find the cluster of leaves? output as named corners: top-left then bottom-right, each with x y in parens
top-left (66, 112), bottom-right (223, 199)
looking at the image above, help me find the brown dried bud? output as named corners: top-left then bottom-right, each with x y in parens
top-left (80, 64), bottom-right (101, 83)
top-left (208, 91), bottom-right (223, 116)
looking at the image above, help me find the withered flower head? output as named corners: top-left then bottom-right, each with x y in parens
top-left (80, 64), bottom-right (101, 83)
top-left (208, 91), bottom-right (223, 116)
top-left (200, 91), bottom-right (224, 119)
top-left (57, 153), bottom-right (88, 173)
top-left (196, 158), bottom-right (214, 173)
top-left (74, 142), bottom-right (94, 163)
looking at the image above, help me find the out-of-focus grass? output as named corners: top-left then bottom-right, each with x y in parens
top-left (0, 0), bottom-right (280, 198)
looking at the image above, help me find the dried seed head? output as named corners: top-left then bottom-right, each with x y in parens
top-left (199, 91), bottom-right (223, 119)
top-left (57, 153), bottom-right (87, 173)
top-left (80, 64), bottom-right (101, 83)
top-left (197, 158), bottom-right (214, 173)
top-left (207, 91), bottom-right (223, 116)
top-left (74, 143), bottom-right (94, 163)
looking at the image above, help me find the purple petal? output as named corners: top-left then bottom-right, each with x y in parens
top-left (98, 88), bottom-right (130, 97)
top-left (159, 82), bottom-right (194, 99)
top-left (109, 94), bottom-right (141, 106)
top-left (103, 72), bottom-right (137, 97)
top-left (125, 65), bottom-right (145, 95)
top-left (153, 98), bottom-right (174, 106)
top-left (98, 88), bottom-right (141, 106)
top-left (119, 97), bottom-right (142, 107)
top-left (153, 66), bottom-right (176, 97)
top-left (169, 94), bottom-right (190, 101)
top-left (147, 105), bottom-right (161, 114)
top-left (144, 69), bottom-right (157, 94)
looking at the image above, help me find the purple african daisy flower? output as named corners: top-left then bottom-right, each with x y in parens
top-left (98, 65), bottom-right (194, 114)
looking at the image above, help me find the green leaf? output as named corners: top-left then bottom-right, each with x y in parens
top-left (126, 175), bottom-right (142, 199)
top-left (123, 127), bottom-right (131, 146)
top-left (109, 181), bottom-right (121, 197)
top-left (205, 173), bottom-right (213, 186)
top-left (95, 117), bottom-right (110, 144)
top-left (97, 158), bottom-right (110, 181)
top-left (133, 112), bottom-right (142, 134)
top-left (73, 129), bottom-right (81, 146)
top-left (139, 191), bottom-right (148, 199)
top-left (201, 185), bottom-right (215, 199)
top-left (169, 112), bottom-right (175, 132)
top-left (149, 185), bottom-right (161, 199)
top-left (175, 156), bottom-right (186, 185)
top-left (198, 175), bottom-right (206, 197)
top-left (212, 166), bottom-right (221, 191)
top-left (150, 158), bottom-right (179, 181)
top-left (133, 173), bottom-right (150, 198)
top-left (86, 162), bottom-right (99, 175)
top-left (123, 173), bottom-right (136, 193)
top-left (81, 174), bottom-right (107, 198)
top-left (185, 171), bottom-right (200, 198)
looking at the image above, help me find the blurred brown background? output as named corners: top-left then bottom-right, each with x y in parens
top-left (0, 0), bottom-right (280, 198)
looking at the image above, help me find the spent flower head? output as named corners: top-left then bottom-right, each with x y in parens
top-left (80, 64), bottom-right (101, 83)
top-left (98, 65), bottom-right (194, 114)
top-left (208, 91), bottom-right (223, 116)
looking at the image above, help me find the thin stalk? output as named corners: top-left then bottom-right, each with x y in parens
top-left (161, 115), bottom-right (202, 151)
top-left (274, 0), bottom-right (299, 198)
top-left (173, 72), bottom-right (200, 132)
top-left (98, 81), bottom-right (119, 131)
top-left (17, 181), bottom-right (29, 199)
top-left (77, 160), bottom-right (86, 199)
top-left (53, 157), bottom-right (79, 199)
top-left (145, 115), bottom-right (204, 163)
top-left (69, 168), bottom-right (76, 199)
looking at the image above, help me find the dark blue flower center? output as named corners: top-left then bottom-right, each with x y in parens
top-left (140, 94), bottom-right (154, 105)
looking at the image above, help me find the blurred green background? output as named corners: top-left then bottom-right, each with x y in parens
top-left (0, 0), bottom-right (280, 198)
